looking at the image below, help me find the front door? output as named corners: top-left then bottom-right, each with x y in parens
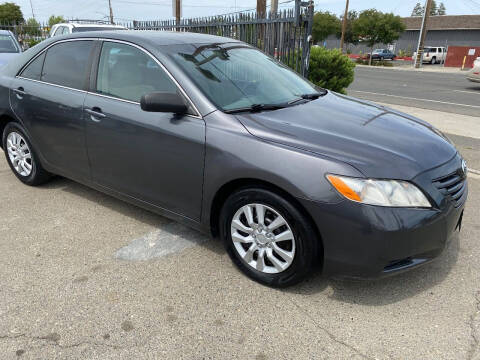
top-left (84, 41), bottom-right (205, 221)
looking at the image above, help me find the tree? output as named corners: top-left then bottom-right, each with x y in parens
top-left (437, 2), bottom-right (446, 15)
top-left (48, 15), bottom-right (65, 28)
top-left (312, 11), bottom-right (341, 44)
top-left (23, 18), bottom-right (41, 37)
top-left (353, 9), bottom-right (405, 65)
top-left (429, 0), bottom-right (438, 15)
top-left (411, 2), bottom-right (424, 17)
top-left (0, 2), bottom-right (23, 24)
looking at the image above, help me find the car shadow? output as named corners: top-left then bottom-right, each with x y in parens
top-left (38, 176), bottom-right (225, 256)
top-left (39, 176), bottom-right (460, 303)
top-left (285, 233), bottom-right (460, 306)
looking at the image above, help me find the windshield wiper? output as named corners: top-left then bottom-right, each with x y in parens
top-left (298, 90), bottom-right (328, 100)
top-left (224, 103), bottom-right (289, 114)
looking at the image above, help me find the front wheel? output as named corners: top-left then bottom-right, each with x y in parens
top-left (2, 122), bottom-right (51, 186)
top-left (220, 188), bottom-right (319, 287)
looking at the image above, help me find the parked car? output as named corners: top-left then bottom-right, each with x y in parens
top-left (49, 22), bottom-right (127, 37)
top-left (0, 32), bottom-right (467, 287)
top-left (366, 49), bottom-right (396, 60)
top-left (0, 30), bottom-right (21, 66)
top-left (474, 57), bottom-right (480, 68)
top-left (467, 65), bottom-right (480, 83)
top-left (414, 46), bottom-right (447, 64)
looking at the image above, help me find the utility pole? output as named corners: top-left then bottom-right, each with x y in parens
top-left (175, 0), bottom-right (181, 31)
top-left (414, 0), bottom-right (433, 68)
top-left (29, 0), bottom-right (35, 19)
top-left (271, 0), bottom-right (278, 15)
top-left (339, 0), bottom-right (349, 53)
top-left (108, 0), bottom-right (114, 24)
top-left (257, 0), bottom-right (266, 17)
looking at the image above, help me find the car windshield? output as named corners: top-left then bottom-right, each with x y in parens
top-left (373, 49), bottom-right (383, 53)
top-left (72, 27), bottom-right (124, 32)
top-left (0, 34), bottom-right (19, 53)
top-left (168, 45), bottom-right (319, 112)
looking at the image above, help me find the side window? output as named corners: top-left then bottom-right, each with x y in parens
top-left (62, 27), bottom-right (71, 35)
top-left (53, 26), bottom-right (64, 36)
top-left (20, 52), bottom-right (46, 80)
top-left (42, 41), bottom-right (94, 90)
top-left (438, 48), bottom-right (443, 53)
top-left (96, 41), bottom-right (177, 103)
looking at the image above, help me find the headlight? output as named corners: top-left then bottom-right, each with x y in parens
top-left (327, 174), bottom-right (431, 208)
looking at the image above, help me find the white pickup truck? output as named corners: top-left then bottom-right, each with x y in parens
top-left (414, 46), bottom-right (447, 64)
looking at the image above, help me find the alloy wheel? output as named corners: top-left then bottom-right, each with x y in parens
top-left (230, 203), bottom-right (296, 274)
top-left (6, 131), bottom-right (33, 177)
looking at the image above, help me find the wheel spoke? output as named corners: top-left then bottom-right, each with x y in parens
top-left (23, 161), bottom-right (32, 171)
top-left (256, 249), bottom-right (265, 271)
top-left (243, 243), bottom-right (257, 263)
top-left (272, 244), bottom-right (294, 264)
top-left (232, 232), bottom-right (253, 244)
top-left (274, 229), bottom-right (294, 242)
top-left (242, 205), bottom-right (254, 226)
top-left (267, 215), bottom-right (286, 231)
top-left (266, 248), bottom-right (285, 272)
top-left (231, 219), bottom-right (253, 234)
top-left (255, 204), bottom-right (265, 226)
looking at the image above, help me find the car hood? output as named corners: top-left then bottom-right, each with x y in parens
top-left (234, 92), bottom-right (456, 180)
top-left (0, 53), bottom-right (20, 67)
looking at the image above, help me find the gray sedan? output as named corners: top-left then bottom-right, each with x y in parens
top-left (0, 31), bottom-right (467, 287)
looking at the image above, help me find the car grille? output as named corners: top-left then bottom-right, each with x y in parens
top-left (433, 171), bottom-right (467, 207)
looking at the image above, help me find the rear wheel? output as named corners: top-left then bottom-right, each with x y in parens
top-left (2, 122), bottom-right (51, 186)
top-left (220, 188), bottom-right (318, 287)
top-left (431, 57), bottom-right (437, 64)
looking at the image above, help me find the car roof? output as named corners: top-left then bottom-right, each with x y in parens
top-left (55, 23), bottom-right (126, 29)
top-left (63, 30), bottom-right (242, 46)
top-left (0, 30), bottom-right (13, 35)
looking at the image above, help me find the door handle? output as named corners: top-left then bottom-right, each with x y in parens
top-left (85, 107), bottom-right (106, 122)
top-left (13, 87), bottom-right (26, 99)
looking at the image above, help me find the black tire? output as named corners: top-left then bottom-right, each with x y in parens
top-left (219, 187), bottom-right (319, 288)
top-left (431, 57), bottom-right (436, 64)
top-left (2, 122), bottom-right (51, 186)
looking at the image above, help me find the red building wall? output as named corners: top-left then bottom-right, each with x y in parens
top-left (445, 46), bottom-right (480, 68)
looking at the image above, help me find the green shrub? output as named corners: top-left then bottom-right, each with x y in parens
top-left (307, 47), bottom-right (355, 94)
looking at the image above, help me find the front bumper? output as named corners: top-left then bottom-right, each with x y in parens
top-left (299, 155), bottom-right (468, 279)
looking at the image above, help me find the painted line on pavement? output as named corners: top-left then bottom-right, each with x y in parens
top-left (115, 222), bottom-right (208, 261)
top-left (350, 90), bottom-right (480, 109)
top-left (452, 89), bottom-right (480, 95)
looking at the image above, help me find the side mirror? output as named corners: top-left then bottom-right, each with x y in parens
top-left (140, 92), bottom-right (188, 114)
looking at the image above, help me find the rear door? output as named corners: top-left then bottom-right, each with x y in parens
top-left (10, 39), bottom-right (95, 180)
top-left (84, 40), bottom-right (205, 220)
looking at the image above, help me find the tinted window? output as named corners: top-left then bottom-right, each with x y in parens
top-left (20, 52), bottom-right (46, 80)
top-left (0, 34), bottom-right (19, 53)
top-left (42, 41), bottom-right (94, 89)
top-left (96, 42), bottom-right (177, 103)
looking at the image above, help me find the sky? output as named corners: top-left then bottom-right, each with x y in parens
top-left (12, 0), bottom-right (480, 23)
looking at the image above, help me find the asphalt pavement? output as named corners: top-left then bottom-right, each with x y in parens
top-left (349, 66), bottom-right (480, 117)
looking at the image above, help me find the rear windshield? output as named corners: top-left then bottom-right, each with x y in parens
top-left (0, 34), bottom-right (19, 53)
top-left (72, 27), bottom-right (124, 33)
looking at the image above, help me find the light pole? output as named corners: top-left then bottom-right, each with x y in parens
top-left (340, 0), bottom-right (349, 53)
top-left (414, 0), bottom-right (433, 68)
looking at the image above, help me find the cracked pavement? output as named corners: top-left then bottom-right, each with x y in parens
top-left (0, 151), bottom-right (479, 359)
